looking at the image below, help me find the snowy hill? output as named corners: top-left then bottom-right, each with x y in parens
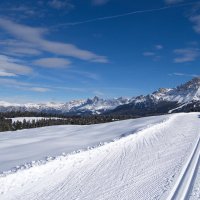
top-left (0, 115), bottom-right (168, 172)
top-left (0, 113), bottom-right (199, 199)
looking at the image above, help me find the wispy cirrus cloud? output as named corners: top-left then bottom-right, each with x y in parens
top-left (48, 0), bottom-right (74, 10)
top-left (190, 15), bottom-right (200, 34)
top-left (53, 2), bottom-right (197, 28)
top-left (69, 70), bottom-right (100, 80)
top-left (165, 0), bottom-right (184, 5)
top-left (0, 70), bottom-right (17, 77)
top-left (173, 48), bottom-right (199, 63)
top-left (0, 39), bottom-right (42, 57)
top-left (92, 0), bottom-right (110, 6)
top-left (169, 72), bottom-right (199, 77)
top-left (155, 45), bottom-right (163, 50)
top-left (0, 78), bottom-right (51, 93)
top-left (4, 47), bottom-right (42, 57)
top-left (9, 47), bottom-right (41, 56)
top-left (0, 5), bottom-right (32, 13)
top-left (143, 44), bottom-right (163, 61)
top-left (143, 52), bottom-right (161, 61)
top-left (0, 54), bottom-right (33, 76)
top-left (0, 18), bottom-right (108, 63)
top-left (0, 1), bottom-right (52, 21)
top-left (34, 58), bottom-right (71, 68)
top-left (30, 87), bottom-right (51, 92)
top-left (143, 52), bottom-right (156, 56)
top-left (0, 77), bottom-right (97, 94)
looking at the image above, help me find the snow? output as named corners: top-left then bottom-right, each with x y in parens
top-left (9, 117), bottom-right (62, 123)
top-left (0, 101), bottom-right (21, 107)
top-left (1, 78), bottom-right (200, 115)
top-left (0, 96), bottom-right (130, 114)
top-left (165, 131), bottom-right (200, 200)
top-left (162, 78), bottom-right (200, 104)
top-left (133, 77), bottom-right (200, 106)
top-left (168, 102), bottom-right (189, 113)
top-left (0, 115), bottom-right (168, 172)
top-left (189, 160), bottom-right (200, 199)
top-left (0, 113), bottom-right (199, 200)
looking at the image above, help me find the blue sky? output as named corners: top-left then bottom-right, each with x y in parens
top-left (0, 0), bottom-right (200, 103)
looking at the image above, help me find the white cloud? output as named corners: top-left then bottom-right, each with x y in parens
top-left (6, 47), bottom-right (41, 56)
top-left (30, 87), bottom-right (51, 92)
top-left (0, 18), bottom-right (108, 63)
top-left (170, 72), bottom-right (199, 77)
top-left (0, 55), bottom-right (33, 76)
top-left (173, 48), bottom-right (199, 63)
top-left (143, 45), bottom-right (163, 60)
top-left (0, 70), bottom-right (17, 77)
top-left (53, 2), bottom-right (199, 28)
top-left (92, 0), bottom-right (110, 6)
top-left (0, 39), bottom-right (42, 57)
top-left (48, 0), bottom-right (74, 10)
top-left (165, 0), bottom-right (184, 4)
top-left (70, 70), bottom-right (100, 80)
top-left (190, 15), bottom-right (200, 34)
top-left (0, 39), bottom-right (26, 47)
top-left (155, 45), bottom-right (163, 50)
top-left (0, 19), bottom-right (46, 42)
top-left (143, 52), bottom-right (156, 56)
top-left (187, 41), bottom-right (199, 46)
top-left (0, 78), bottom-right (51, 93)
top-left (0, 78), bottom-right (30, 87)
top-left (34, 58), bottom-right (71, 68)
top-left (0, 5), bottom-right (39, 18)
top-left (93, 90), bottom-right (104, 96)
top-left (143, 51), bottom-right (161, 61)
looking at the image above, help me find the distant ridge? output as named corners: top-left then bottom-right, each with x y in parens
top-left (1, 77), bottom-right (200, 115)
top-left (0, 96), bottom-right (131, 115)
top-left (108, 77), bottom-right (200, 116)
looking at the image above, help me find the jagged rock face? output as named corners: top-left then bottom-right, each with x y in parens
top-left (0, 96), bottom-right (131, 115)
top-left (133, 77), bottom-right (200, 104)
top-left (0, 77), bottom-right (200, 115)
top-left (165, 77), bottom-right (200, 103)
top-left (109, 77), bottom-right (200, 115)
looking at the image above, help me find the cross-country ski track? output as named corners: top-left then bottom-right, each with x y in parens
top-left (0, 113), bottom-right (200, 200)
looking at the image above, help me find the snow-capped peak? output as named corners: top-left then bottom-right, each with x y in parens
top-left (129, 77), bottom-right (200, 106)
top-left (1, 77), bottom-right (200, 115)
top-left (165, 77), bottom-right (200, 103)
top-left (0, 96), bottom-right (130, 114)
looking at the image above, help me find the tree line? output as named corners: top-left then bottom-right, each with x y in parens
top-left (1, 111), bottom-right (66, 118)
top-left (0, 112), bottom-right (136, 132)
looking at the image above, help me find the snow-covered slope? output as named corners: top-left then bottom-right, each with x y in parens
top-left (0, 115), bottom-right (168, 172)
top-left (0, 113), bottom-right (200, 199)
top-left (0, 96), bottom-right (130, 115)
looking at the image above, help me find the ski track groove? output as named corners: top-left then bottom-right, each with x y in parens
top-left (165, 135), bottom-right (200, 200)
top-left (187, 155), bottom-right (200, 199)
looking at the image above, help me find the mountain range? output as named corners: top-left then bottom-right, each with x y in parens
top-left (1, 77), bottom-right (200, 116)
top-left (0, 96), bottom-right (131, 115)
top-left (109, 77), bottom-right (200, 116)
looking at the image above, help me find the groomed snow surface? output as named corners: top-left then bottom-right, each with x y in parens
top-left (0, 113), bottom-right (200, 200)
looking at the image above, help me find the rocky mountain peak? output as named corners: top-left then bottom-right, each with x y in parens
top-left (177, 77), bottom-right (200, 90)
